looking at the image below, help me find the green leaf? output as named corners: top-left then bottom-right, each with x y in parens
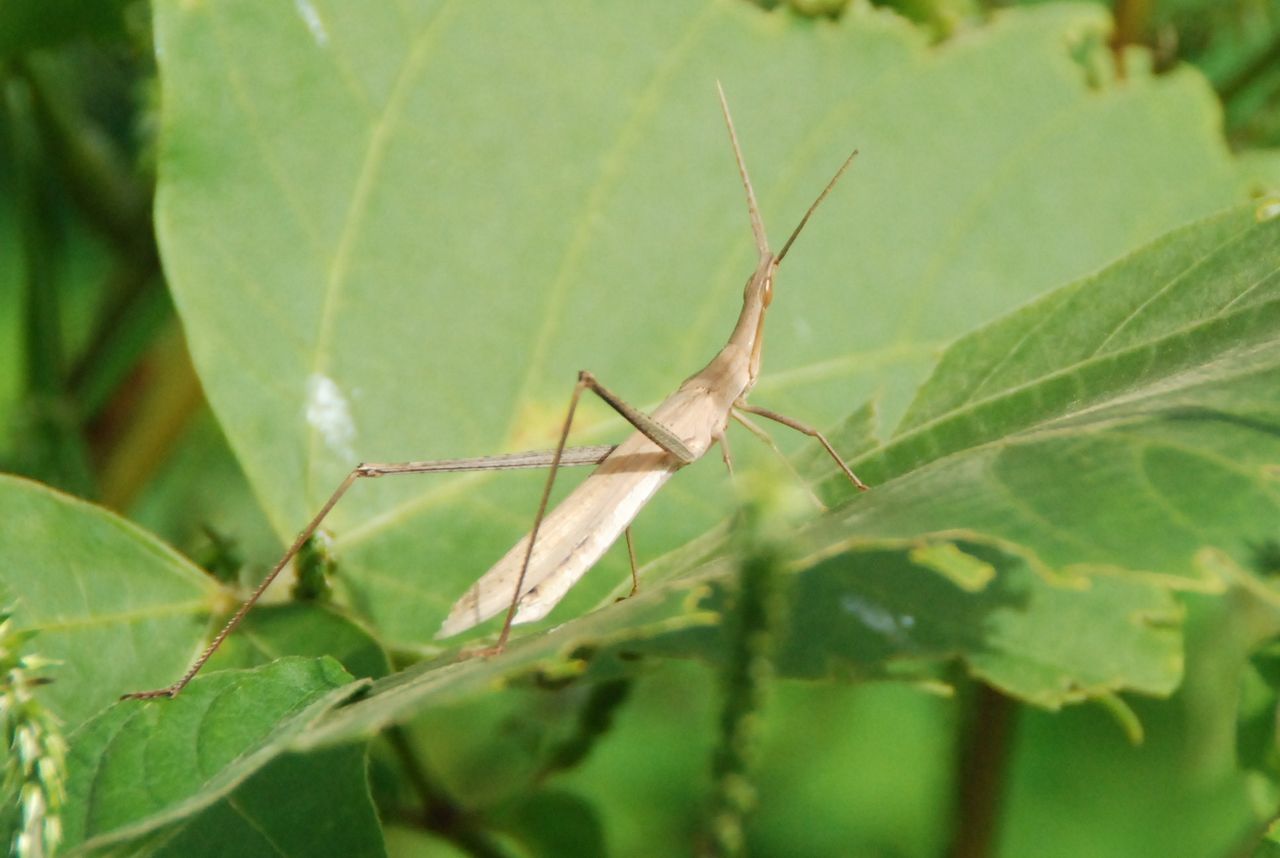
top-left (494, 790), bottom-right (607, 858)
top-left (294, 541), bottom-right (1179, 751)
top-left (774, 541), bottom-right (1182, 706)
top-left (152, 1), bottom-right (1259, 650)
top-left (140, 745), bottom-right (386, 858)
top-left (0, 477), bottom-right (385, 854)
top-left (813, 205), bottom-right (1280, 590)
top-left (0, 474), bottom-right (220, 727)
top-left (293, 583), bottom-right (719, 750)
top-left (61, 657), bottom-right (367, 853)
top-left (206, 603), bottom-right (392, 682)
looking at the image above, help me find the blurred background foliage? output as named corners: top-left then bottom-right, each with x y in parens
top-left (0, 0), bottom-right (282, 572)
top-left (3, 1), bottom-right (1280, 856)
top-left (787, 0), bottom-right (1280, 150)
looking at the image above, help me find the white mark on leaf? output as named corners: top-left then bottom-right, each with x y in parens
top-left (306, 373), bottom-right (356, 460)
top-left (842, 595), bottom-right (915, 646)
top-left (294, 0), bottom-right (329, 46)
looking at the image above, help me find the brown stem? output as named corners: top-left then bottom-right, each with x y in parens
top-left (95, 323), bottom-right (204, 509)
top-left (949, 683), bottom-right (1017, 858)
top-left (1109, 0), bottom-right (1152, 80)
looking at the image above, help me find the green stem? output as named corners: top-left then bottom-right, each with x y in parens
top-left (4, 72), bottom-right (96, 495)
top-left (705, 506), bottom-right (783, 858)
top-left (1217, 33), bottom-right (1280, 106)
top-left (17, 57), bottom-right (167, 422)
top-left (538, 678), bottom-right (632, 781)
top-left (16, 56), bottom-right (150, 247)
top-left (384, 726), bottom-right (515, 858)
top-left (71, 267), bottom-right (170, 418)
top-left (6, 75), bottom-right (62, 397)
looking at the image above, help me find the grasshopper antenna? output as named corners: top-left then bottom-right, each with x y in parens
top-left (716, 81), bottom-right (769, 259)
top-left (715, 81), bottom-right (857, 265)
top-left (777, 147), bottom-right (858, 264)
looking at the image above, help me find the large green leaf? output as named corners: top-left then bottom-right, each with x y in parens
top-left (0, 474), bottom-right (219, 727)
top-left (137, 744), bottom-right (385, 858)
top-left (0, 475), bottom-right (381, 731)
top-left (153, 0), bottom-right (1261, 648)
top-left (0, 481), bottom-right (379, 851)
top-left (61, 657), bottom-right (369, 854)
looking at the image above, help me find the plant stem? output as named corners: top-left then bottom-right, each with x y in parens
top-left (94, 322), bottom-right (204, 508)
top-left (1217, 32), bottom-right (1280, 106)
top-left (948, 682), bottom-right (1017, 858)
top-left (24, 52), bottom-right (207, 508)
top-left (6, 76), bottom-right (61, 399)
top-left (537, 678), bottom-right (632, 782)
top-left (16, 57), bottom-right (170, 427)
top-left (384, 726), bottom-right (515, 858)
top-left (705, 502), bottom-right (784, 857)
top-left (1109, 0), bottom-right (1152, 79)
top-left (4, 71), bottom-right (96, 496)
top-left (16, 55), bottom-right (150, 248)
